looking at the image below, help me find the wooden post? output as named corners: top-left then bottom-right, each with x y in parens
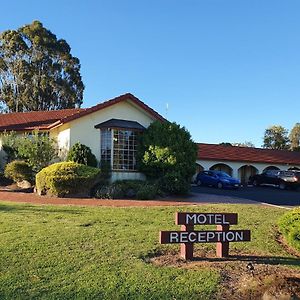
top-left (216, 224), bottom-right (230, 257)
top-left (180, 225), bottom-right (194, 260)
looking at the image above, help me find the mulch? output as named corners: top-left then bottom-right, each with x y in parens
top-left (0, 191), bottom-right (200, 207)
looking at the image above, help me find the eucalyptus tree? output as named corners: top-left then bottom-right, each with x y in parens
top-left (262, 125), bottom-right (290, 150)
top-left (0, 20), bottom-right (84, 112)
top-left (289, 123), bottom-right (300, 151)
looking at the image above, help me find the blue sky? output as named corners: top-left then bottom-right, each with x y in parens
top-left (1, 1), bottom-right (300, 147)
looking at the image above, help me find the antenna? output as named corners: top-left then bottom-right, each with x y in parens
top-left (166, 102), bottom-right (169, 118)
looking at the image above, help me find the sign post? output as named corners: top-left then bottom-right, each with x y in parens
top-left (159, 212), bottom-right (251, 260)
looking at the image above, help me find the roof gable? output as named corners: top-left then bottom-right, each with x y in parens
top-left (0, 93), bottom-right (165, 132)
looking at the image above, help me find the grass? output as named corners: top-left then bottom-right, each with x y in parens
top-left (0, 202), bottom-right (296, 299)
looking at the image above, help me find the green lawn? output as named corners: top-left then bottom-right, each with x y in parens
top-left (0, 202), bottom-right (295, 299)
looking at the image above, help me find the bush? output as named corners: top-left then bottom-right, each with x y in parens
top-left (4, 160), bottom-right (33, 183)
top-left (278, 208), bottom-right (300, 252)
top-left (94, 180), bottom-right (158, 200)
top-left (36, 162), bottom-right (101, 197)
top-left (67, 142), bottom-right (98, 167)
top-left (159, 171), bottom-right (189, 195)
top-left (137, 120), bottom-right (197, 194)
top-left (1, 130), bottom-right (58, 172)
top-left (0, 172), bottom-right (13, 186)
top-left (136, 184), bottom-right (158, 200)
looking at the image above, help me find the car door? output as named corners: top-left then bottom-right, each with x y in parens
top-left (207, 171), bottom-right (218, 186)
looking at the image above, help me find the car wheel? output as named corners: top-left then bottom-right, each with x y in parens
top-left (279, 182), bottom-right (286, 190)
top-left (253, 180), bottom-right (259, 187)
top-left (197, 179), bottom-right (202, 186)
top-left (217, 182), bottom-right (223, 189)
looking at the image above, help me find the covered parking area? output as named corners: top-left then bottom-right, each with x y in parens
top-left (195, 143), bottom-right (300, 183)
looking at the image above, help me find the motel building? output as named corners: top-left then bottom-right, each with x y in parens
top-left (1, 93), bottom-right (300, 183)
top-left (195, 143), bottom-right (300, 184)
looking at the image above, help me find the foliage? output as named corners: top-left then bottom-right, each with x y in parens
top-left (0, 20), bottom-right (84, 112)
top-left (95, 180), bottom-right (158, 200)
top-left (219, 142), bottom-right (233, 146)
top-left (36, 161), bottom-right (101, 197)
top-left (67, 142), bottom-right (98, 167)
top-left (1, 130), bottom-right (58, 172)
top-left (137, 121), bottom-right (197, 194)
top-left (289, 123), bottom-right (300, 151)
top-left (278, 207), bottom-right (300, 252)
top-left (1, 131), bottom-right (19, 162)
top-left (4, 160), bottom-right (33, 183)
top-left (232, 141), bottom-right (255, 147)
top-left (136, 183), bottom-right (158, 200)
top-left (159, 171), bottom-right (190, 194)
top-left (262, 125), bottom-right (290, 150)
top-left (0, 171), bottom-right (13, 186)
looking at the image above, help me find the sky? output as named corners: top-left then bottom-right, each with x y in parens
top-left (1, 0), bottom-right (300, 147)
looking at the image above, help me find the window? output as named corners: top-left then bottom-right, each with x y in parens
top-left (100, 129), bottom-right (112, 165)
top-left (100, 128), bottom-right (140, 171)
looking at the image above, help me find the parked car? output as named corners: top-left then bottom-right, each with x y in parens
top-left (249, 170), bottom-right (300, 190)
top-left (196, 170), bottom-right (240, 189)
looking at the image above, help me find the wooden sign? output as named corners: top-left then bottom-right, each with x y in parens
top-left (176, 212), bottom-right (238, 225)
top-left (160, 230), bottom-right (250, 244)
top-left (159, 212), bottom-right (251, 260)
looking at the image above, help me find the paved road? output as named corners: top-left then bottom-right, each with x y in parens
top-left (191, 185), bottom-right (300, 207)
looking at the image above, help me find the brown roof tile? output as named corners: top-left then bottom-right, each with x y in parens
top-left (197, 143), bottom-right (300, 165)
top-left (0, 108), bottom-right (85, 131)
top-left (0, 93), bottom-right (165, 132)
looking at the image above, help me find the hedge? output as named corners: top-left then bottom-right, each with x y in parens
top-left (36, 161), bottom-right (101, 197)
top-left (4, 160), bottom-right (33, 183)
top-left (278, 207), bottom-right (300, 252)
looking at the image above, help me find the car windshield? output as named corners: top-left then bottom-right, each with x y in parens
top-left (215, 171), bottom-right (231, 178)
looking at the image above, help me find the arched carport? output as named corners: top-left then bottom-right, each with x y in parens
top-left (238, 165), bottom-right (258, 185)
top-left (263, 166), bottom-right (280, 172)
top-left (288, 166), bottom-right (300, 170)
top-left (209, 163), bottom-right (232, 176)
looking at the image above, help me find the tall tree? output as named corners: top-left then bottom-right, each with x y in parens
top-left (289, 123), bottom-right (300, 151)
top-left (0, 20), bottom-right (84, 112)
top-left (262, 125), bottom-right (290, 150)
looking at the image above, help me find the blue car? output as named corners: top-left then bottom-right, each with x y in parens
top-left (196, 170), bottom-right (240, 189)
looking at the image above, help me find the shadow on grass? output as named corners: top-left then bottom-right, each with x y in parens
top-left (0, 203), bottom-right (85, 215)
top-left (192, 255), bottom-right (300, 266)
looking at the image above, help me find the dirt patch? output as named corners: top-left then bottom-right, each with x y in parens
top-left (0, 191), bottom-right (199, 207)
top-left (148, 249), bottom-right (300, 300)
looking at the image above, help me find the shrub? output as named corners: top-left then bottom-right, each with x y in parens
top-left (67, 142), bottom-right (98, 167)
top-left (159, 171), bottom-right (190, 195)
top-left (136, 184), bottom-right (158, 200)
top-left (1, 130), bottom-right (58, 172)
top-left (94, 180), bottom-right (158, 200)
top-left (4, 160), bottom-right (33, 183)
top-left (278, 208), bottom-right (300, 252)
top-left (137, 120), bottom-right (197, 194)
top-left (36, 161), bottom-right (101, 197)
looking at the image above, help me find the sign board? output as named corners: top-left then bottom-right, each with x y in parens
top-left (176, 212), bottom-right (238, 225)
top-left (160, 230), bottom-right (250, 244)
top-left (159, 212), bottom-right (251, 260)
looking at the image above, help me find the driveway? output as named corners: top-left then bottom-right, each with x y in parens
top-left (191, 185), bottom-right (300, 207)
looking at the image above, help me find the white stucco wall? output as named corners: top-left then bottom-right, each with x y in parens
top-left (50, 125), bottom-right (70, 160)
top-left (196, 159), bottom-right (300, 181)
top-left (52, 98), bottom-right (157, 181)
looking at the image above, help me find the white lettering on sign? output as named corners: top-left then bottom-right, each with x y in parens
top-left (166, 231), bottom-right (246, 243)
top-left (170, 232), bottom-right (179, 243)
top-left (185, 213), bottom-right (230, 225)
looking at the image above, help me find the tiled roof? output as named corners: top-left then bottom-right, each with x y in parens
top-left (0, 108), bottom-right (85, 131)
top-left (197, 143), bottom-right (300, 165)
top-left (0, 93), bottom-right (165, 132)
